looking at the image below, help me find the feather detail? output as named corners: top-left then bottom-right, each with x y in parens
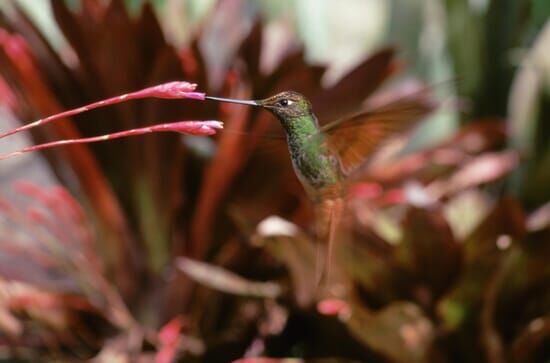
top-left (321, 85), bottom-right (437, 176)
top-left (314, 197), bottom-right (345, 294)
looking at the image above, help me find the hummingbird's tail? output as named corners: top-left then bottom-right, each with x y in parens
top-left (313, 197), bottom-right (345, 295)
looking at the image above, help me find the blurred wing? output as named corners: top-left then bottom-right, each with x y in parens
top-left (321, 93), bottom-right (436, 176)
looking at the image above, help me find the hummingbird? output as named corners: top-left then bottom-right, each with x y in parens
top-left (206, 90), bottom-right (434, 292)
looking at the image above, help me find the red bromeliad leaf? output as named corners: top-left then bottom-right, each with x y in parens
top-left (438, 197), bottom-right (527, 330)
top-left (398, 206), bottom-right (462, 302)
top-left (0, 25), bottom-right (137, 294)
top-left (0, 74), bottom-right (18, 112)
top-left (176, 257), bottom-right (281, 298)
top-left (427, 150), bottom-right (519, 198)
top-left (365, 121), bottom-right (507, 185)
top-left (312, 47), bottom-right (400, 123)
top-left (0, 181), bottom-right (134, 330)
top-left (189, 85), bottom-right (255, 258)
top-left (252, 216), bottom-right (319, 306)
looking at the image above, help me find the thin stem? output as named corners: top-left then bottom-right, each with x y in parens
top-left (0, 81), bottom-right (205, 140)
top-left (0, 120), bottom-right (222, 161)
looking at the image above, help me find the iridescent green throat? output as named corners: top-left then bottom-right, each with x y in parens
top-left (278, 114), bottom-right (340, 198)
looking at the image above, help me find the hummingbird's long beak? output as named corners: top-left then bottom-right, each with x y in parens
top-left (205, 96), bottom-right (259, 106)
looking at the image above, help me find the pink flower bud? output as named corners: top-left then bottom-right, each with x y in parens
top-left (132, 81), bottom-right (205, 100)
top-left (317, 298), bottom-right (351, 318)
top-left (160, 120), bottom-right (223, 135)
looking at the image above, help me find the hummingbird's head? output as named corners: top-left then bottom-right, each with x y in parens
top-left (205, 91), bottom-right (311, 120)
top-left (205, 91), bottom-right (313, 133)
top-left (256, 91), bottom-right (312, 120)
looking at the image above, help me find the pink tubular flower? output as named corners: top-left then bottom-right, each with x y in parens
top-left (131, 81), bottom-right (205, 100)
top-left (0, 81), bottom-right (207, 140)
top-left (0, 120), bottom-right (224, 161)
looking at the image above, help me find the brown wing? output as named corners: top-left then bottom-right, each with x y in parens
top-left (321, 91), bottom-right (436, 176)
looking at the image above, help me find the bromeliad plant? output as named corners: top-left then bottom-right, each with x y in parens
top-left (0, 1), bottom-right (548, 362)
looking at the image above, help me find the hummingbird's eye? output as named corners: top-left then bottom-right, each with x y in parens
top-left (279, 99), bottom-right (293, 107)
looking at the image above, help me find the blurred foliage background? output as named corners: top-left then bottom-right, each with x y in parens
top-left (0, 0), bottom-right (548, 362)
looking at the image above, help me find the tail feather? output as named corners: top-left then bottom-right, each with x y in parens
top-left (313, 197), bottom-right (345, 295)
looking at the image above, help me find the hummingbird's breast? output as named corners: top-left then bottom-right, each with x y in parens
top-left (278, 113), bottom-right (342, 200)
top-left (286, 132), bottom-right (342, 200)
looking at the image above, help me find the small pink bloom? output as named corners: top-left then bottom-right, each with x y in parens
top-left (350, 182), bottom-right (383, 199)
top-left (133, 81), bottom-right (205, 100)
top-left (155, 316), bottom-right (185, 363)
top-left (317, 298), bottom-right (351, 318)
top-left (158, 316), bottom-right (185, 344)
top-left (162, 120), bottom-right (223, 135)
top-left (382, 188), bottom-right (405, 205)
